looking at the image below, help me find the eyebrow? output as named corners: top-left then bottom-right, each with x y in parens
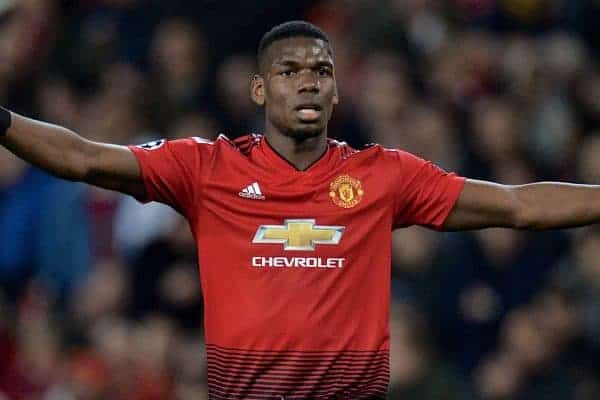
top-left (274, 59), bottom-right (334, 68)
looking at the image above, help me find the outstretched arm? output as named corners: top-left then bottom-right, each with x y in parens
top-left (443, 179), bottom-right (600, 231)
top-left (0, 108), bottom-right (145, 198)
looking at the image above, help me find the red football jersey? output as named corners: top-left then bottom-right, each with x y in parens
top-left (129, 134), bottom-right (465, 399)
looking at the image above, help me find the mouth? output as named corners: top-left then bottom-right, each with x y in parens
top-left (294, 104), bottom-right (323, 121)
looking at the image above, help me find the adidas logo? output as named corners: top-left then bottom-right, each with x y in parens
top-left (239, 182), bottom-right (265, 200)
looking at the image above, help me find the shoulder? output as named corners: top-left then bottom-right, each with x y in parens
top-left (167, 134), bottom-right (236, 148)
top-left (131, 135), bottom-right (234, 166)
top-left (326, 138), bottom-right (382, 160)
top-left (366, 144), bottom-right (427, 166)
top-left (187, 133), bottom-right (262, 155)
top-left (134, 136), bottom-right (218, 153)
top-left (170, 134), bottom-right (244, 156)
top-left (231, 133), bottom-right (263, 156)
top-left (341, 142), bottom-right (434, 180)
top-left (183, 134), bottom-right (265, 164)
top-left (331, 140), bottom-right (417, 165)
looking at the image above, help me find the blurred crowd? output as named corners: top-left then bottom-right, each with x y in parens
top-left (0, 0), bottom-right (599, 399)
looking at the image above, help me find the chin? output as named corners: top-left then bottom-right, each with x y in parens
top-left (283, 123), bottom-right (325, 140)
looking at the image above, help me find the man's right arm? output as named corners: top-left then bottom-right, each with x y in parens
top-left (0, 109), bottom-right (145, 198)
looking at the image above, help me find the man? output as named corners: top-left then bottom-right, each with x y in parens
top-left (0, 20), bottom-right (598, 399)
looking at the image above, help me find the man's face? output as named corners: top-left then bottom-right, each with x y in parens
top-left (252, 37), bottom-right (338, 140)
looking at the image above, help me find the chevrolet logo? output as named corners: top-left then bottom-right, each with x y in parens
top-left (253, 219), bottom-right (345, 251)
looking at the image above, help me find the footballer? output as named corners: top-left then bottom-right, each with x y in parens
top-left (2, 21), bottom-right (600, 399)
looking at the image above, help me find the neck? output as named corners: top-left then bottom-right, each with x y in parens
top-left (264, 127), bottom-right (328, 171)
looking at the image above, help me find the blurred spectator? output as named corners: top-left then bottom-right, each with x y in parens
top-left (215, 54), bottom-right (261, 136)
top-left (129, 216), bottom-right (201, 332)
top-left (388, 302), bottom-right (472, 399)
top-left (0, 148), bottom-right (91, 300)
top-left (148, 18), bottom-right (213, 125)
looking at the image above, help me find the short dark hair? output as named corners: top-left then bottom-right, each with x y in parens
top-left (257, 21), bottom-right (331, 64)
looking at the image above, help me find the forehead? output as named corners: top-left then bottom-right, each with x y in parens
top-left (266, 37), bottom-right (333, 65)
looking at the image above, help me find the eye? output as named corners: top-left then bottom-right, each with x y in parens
top-left (317, 67), bottom-right (332, 76)
top-left (280, 70), bottom-right (295, 77)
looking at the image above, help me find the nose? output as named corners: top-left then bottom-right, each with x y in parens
top-left (297, 70), bottom-right (319, 93)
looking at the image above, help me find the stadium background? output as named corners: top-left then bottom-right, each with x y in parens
top-left (1, 0), bottom-right (599, 398)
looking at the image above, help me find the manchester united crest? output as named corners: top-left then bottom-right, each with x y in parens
top-left (329, 175), bottom-right (364, 209)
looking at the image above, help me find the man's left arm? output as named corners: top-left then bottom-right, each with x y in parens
top-left (443, 179), bottom-right (600, 231)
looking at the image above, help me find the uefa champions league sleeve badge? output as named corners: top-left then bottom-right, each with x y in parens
top-left (136, 139), bottom-right (166, 150)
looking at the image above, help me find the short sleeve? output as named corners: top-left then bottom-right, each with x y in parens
top-left (391, 150), bottom-right (465, 230)
top-left (128, 138), bottom-right (204, 216)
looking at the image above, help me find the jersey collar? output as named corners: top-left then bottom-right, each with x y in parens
top-left (259, 135), bottom-right (335, 175)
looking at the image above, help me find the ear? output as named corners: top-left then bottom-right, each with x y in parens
top-left (332, 72), bottom-right (339, 105)
top-left (251, 74), bottom-right (265, 106)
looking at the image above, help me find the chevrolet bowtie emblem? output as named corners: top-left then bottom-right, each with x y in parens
top-left (252, 219), bottom-right (345, 251)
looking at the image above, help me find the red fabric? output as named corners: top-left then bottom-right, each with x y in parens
top-left (129, 138), bottom-right (206, 220)
top-left (389, 149), bottom-right (466, 230)
top-left (128, 134), bottom-right (465, 398)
